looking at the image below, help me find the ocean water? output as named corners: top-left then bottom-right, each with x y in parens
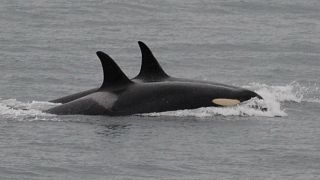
top-left (0, 0), bottom-right (320, 179)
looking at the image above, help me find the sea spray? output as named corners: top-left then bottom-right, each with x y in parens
top-left (1, 82), bottom-right (318, 119)
top-left (143, 82), bottom-right (310, 118)
top-left (0, 99), bottom-right (58, 121)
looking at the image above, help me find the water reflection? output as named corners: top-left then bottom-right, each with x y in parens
top-left (96, 123), bottom-right (130, 137)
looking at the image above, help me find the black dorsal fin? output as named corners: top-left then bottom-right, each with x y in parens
top-left (96, 51), bottom-right (133, 89)
top-left (135, 41), bottom-right (169, 81)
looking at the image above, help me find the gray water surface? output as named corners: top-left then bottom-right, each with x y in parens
top-left (1, 0), bottom-right (320, 179)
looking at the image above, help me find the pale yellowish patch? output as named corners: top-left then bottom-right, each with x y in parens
top-left (212, 98), bottom-right (240, 107)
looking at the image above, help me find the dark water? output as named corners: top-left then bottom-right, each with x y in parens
top-left (1, 0), bottom-right (320, 179)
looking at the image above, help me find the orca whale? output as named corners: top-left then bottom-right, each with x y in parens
top-left (46, 51), bottom-right (262, 116)
top-left (50, 41), bottom-right (261, 104)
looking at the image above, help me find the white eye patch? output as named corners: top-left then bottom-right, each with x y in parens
top-left (212, 98), bottom-right (240, 107)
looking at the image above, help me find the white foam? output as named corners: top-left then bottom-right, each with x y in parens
top-left (143, 81), bottom-right (313, 118)
top-left (0, 99), bottom-right (59, 121)
top-left (1, 81), bottom-right (318, 119)
top-left (299, 82), bottom-right (320, 104)
top-left (243, 81), bottom-right (305, 103)
top-left (143, 98), bottom-right (285, 118)
top-left (304, 98), bottom-right (320, 104)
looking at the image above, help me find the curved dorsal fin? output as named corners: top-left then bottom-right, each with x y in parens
top-left (96, 51), bottom-right (132, 89)
top-left (135, 41), bottom-right (169, 81)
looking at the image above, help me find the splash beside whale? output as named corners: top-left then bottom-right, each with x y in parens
top-left (47, 42), bottom-right (263, 116)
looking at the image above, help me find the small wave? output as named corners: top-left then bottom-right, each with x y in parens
top-left (300, 82), bottom-right (320, 104)
top-left (143, 81), bottom-right (313, 118)
top-left (143, 98), bottom-right (285, 118)
top-left (0, 98), bottom-right (59, 121)
top-left (304, 98), bottom-right (320, 104)
top-left (243, 81), bottom-right (305, 103)
top-left (1, 81), bottom-right (318, 119)
top-left (246, 81), bottom-right (320, 104)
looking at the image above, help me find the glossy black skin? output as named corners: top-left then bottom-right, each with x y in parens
top-left (47, 81), bottom-right (260, 116)
top-left (49, 77), bottom-right (254, 104)
top-left (47, 43), bottom-right (263, 116)
top-left (50, 41), bottom-right (262, 104)
top-left (50, 88), bottom-right (98, 104)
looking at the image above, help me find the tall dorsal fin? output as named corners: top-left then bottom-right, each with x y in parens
top-left (135, 41), bottom-right (169, 81)
top-left (96, 51), bottom-right (133, 89)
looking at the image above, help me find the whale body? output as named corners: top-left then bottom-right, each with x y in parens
top-left (50, 42), bottom-right (261, 104)
top-left (47, 48), bottom-right (262, 116)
